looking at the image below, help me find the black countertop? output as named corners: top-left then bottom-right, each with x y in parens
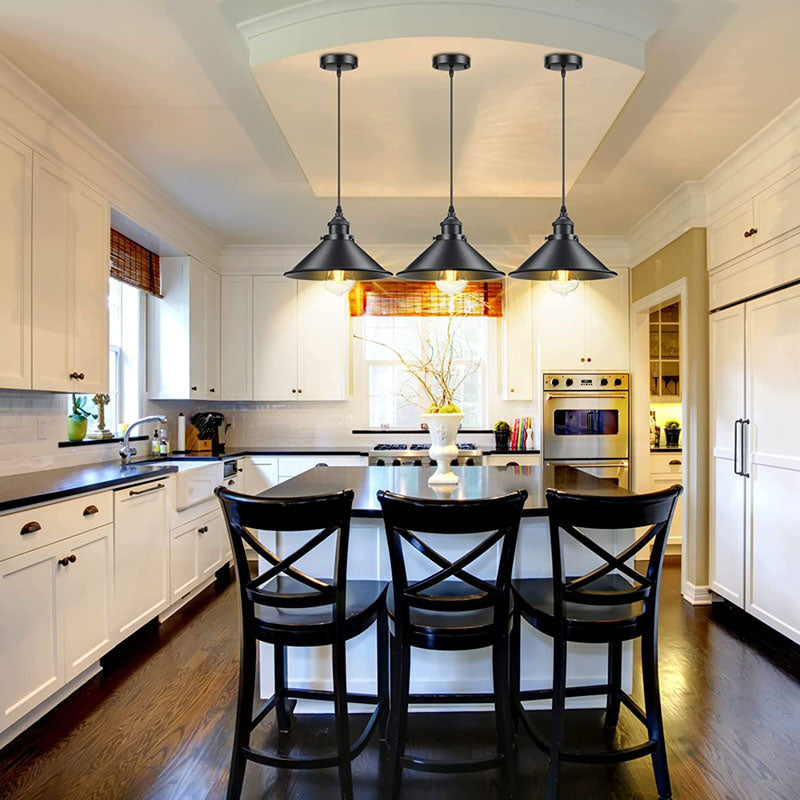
top-left (0, 462), bottom-right (179, 513)
top-left (650, 447), bottom-right (682, 453)
top-left (259, 465), bottom-right (629, 518)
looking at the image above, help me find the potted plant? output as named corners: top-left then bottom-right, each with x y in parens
top-left (68, 394), bottom-right (97, 442)
top-left (494, 420), bottom-right (511, 452)
top-left (664, 419), bottom-right (681, 447)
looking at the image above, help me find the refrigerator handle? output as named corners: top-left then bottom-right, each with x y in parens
top-left (741, 419), bottom-right (750, 478)
top-left (734, 419), bottom-right (742, 476)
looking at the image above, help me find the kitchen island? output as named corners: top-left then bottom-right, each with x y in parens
top-left (256, 465), bottom-right (634, 712)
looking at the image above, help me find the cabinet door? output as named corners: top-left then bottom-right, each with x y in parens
top-left (113, 480), bottom-right (169, 639)
top-left (297, 282), bottom-right (349, 401)
top-left (71, 180), bottom-right (109, 393)
top-left (189, 259), bottom-right (207, 400)
top-left (221, 275), bottom-right (253, 400)
top-left (205, 268), bottom-right (220, 397)
top-left (709, 305), bottom-right (746, 606)
top-left (199, 512), bottom-right (225, 579)
top-left (0, 543), bottom-right (63, 730)
top-left (60, 525), bottom-right (113, 681)
top-left (533, 282), bottom-right (586, 370)
top-left (170, 519), bottom-right (199, 601)
top-left (745, 284), bottom-right (800, 643)
top-left (32, 155), bottom-right (72, 391)
top-left (651, 474), bottom-right (683, 546)
top-left (253, 277), bottom-right (297, 400)
top-left (753, 166), bottom-right (800, 246)
top-left (243, 457), bottom-right (278, 495)
top-left (0, 128), bottom-right (32, 390)
top-left (585, 275), bottom-right (629, 370)
top-left (502, 279), bottom-right (533, 400)
top-left (707, 199), bottom-right (755, 270)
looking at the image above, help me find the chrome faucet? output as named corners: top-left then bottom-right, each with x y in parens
top-left (120, 415), bottom-right (168, 464)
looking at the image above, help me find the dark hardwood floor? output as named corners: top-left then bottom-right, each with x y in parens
top-left (1, 562), bottom-right (798, 800)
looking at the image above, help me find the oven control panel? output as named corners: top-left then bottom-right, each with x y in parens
top-left (543, 373), bottom-right (629, 391)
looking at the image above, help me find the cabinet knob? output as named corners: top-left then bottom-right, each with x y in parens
top-left (69, 372), bottom-right (85, 380)
top-left (191, 386), bottom-right (198, 392)
top-left (68, 554), bottom-right (77, 563)
top-left (586, 357), bottom-right (592, 362)
top-left (510, 388), bottom-right (515, 393)
top-left (20, 521), bottom-right (42, 535)
top-left (198, 525), bottom-right (208, 534)
top-left (291, 389), bottom-right (296, 393)
top-left (297, 388), bottom-right (302, 394)
top-left (580, 358), bottom-right (585, 363)
top-left (58, 557), bottom-right (70, 567)
top-left (209, 388), bottom-right (215, 393)
top-left (83, 505), bottom-right (99, 516)
top-left (743, 227), bottom-right (758, 238)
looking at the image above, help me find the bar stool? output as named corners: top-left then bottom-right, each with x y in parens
top-left (377, 489), bottom-right (528, 800)
top-left (511, 485), bottom-right (683, 800)
top-left (216, 486), bottom-right (389, 800)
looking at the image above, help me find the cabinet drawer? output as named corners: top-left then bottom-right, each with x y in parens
top-left (486, 454), bottom-right (541, 467)
top-left (277, 455), bottom-right (366, 480)
top-left (650, 453), bottom-right (683, 475)
top-left (0, 490), bottom-right (113, 562)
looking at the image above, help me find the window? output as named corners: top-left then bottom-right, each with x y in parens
top-left (69, 277), bottom-right (141, 435)
top-left (363, 315), bottom-right (488, 428)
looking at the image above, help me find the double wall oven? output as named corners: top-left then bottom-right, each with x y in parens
top-left (542, 372), bottom-right (630, 489)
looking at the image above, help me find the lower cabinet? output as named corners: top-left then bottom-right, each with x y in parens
top-left (243, 457), bottom-right (278, 495)
top-left (486, 454), bottom-right (541, 468)
top-left (170, 510), bottom-right (229, 603)
top-left (113, 479), bottom-right (169, 641)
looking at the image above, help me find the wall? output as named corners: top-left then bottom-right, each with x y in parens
top-left (631, 227), bottom-right (708, 586)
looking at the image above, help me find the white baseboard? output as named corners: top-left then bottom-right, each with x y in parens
top-left (682, 581), bottom-right (713, 605)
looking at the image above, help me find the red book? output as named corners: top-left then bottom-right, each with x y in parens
top-left (512, 418), bottom-right (520, 451)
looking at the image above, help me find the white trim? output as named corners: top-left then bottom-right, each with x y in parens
top-left (683, 582), bottom-right (713, 606)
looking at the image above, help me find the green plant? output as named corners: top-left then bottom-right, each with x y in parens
top-left (70, 394), bottom-right (97, 422)
top-left (494, 420), bottom-right (510, 432)
top-left (665, 419), bottom-right (681, 430)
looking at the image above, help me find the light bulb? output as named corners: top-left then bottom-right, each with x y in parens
top-left (324, 270), bottom-right (355, 296)
top-left (435, 270), bottom-right (468, 296)
top-left (549, 270), bottom-right (579, 296)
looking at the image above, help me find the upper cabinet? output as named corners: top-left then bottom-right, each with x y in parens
top-left (32, 155), bottom-right (109, 393)
top-left (708, 165), bottom-right (800, 271)
top-left (502, 279), bottom-right (534, 401)
top-left (533, 274), bottom-right (629, 372)
top-left (148, 256), bottom-right (220, 400)
top-left (220, 275), bottom-right (253, 400)
top-left (251, 277), bottom-right (349, 402)
top-left (0, 128), bottom-right (32, 390)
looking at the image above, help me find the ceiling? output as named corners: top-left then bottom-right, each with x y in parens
top-left (0, 0), bottom-right (799, 248)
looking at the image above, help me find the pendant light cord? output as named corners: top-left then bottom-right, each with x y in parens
top-left (336, 65), bottom-right (342, 215)
top-left (560, 66), bottom-right (566, 215)
top-left (449, 66), bottom-right (455, 215)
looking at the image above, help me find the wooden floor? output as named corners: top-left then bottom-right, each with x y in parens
top-left (1, 562), bottom-right (799, 800)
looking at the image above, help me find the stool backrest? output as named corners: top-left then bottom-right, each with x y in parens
top-left (544, 484), bottom-right (683, 617)
top-left (377, 490), bottom-right (527, 624)
top-left (215, 486), bottom-right (354, 622)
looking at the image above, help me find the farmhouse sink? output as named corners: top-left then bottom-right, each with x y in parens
top-left (128, 459), bottom-right (224, 511)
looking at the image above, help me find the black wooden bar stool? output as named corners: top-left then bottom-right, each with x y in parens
top-left (216, 486), bottom-right (389, 800)
top-left (377, 489), bottom-right (528, 800)
top-left (511, 484), bottom-right (683, 800)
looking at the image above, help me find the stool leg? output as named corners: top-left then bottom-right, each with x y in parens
top-left (604, 640), bottom-right (622, 729)
top-left (510, 610), bottom-right (521, 734)
top-left (332, 639), bottom-right (353, 800)
top-left (387, 633), bottom-right (410, 800)
top-left (227, 632), bottom-right (256, 800)
top-left (547, 636), bottom-right (567, 800)
top-left (642, 627), bottom-right (672, 799)
top-left (274, 644), bottom-right (292, 734)
top-left (377, 607), bottom-right (390, 741)
top-left (493, 631), bottom-right (517, 800)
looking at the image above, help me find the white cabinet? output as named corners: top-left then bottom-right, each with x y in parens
top-left (220, 275), bottom-right (253, 400)
top-left (533, 275), bottom-right (629, 371)
top-left (148, 256), bottom-right (220, 400)
top-left (169, 510), bottom-right (227, 603)
top-left (0, 128), bottom-right (32, 390)
top-left (486, 454), bottom-right (541, 467)
top-left (252, 277), bottom-right (349, 401)
top-left (113, 479), bottom-right (169, 640)
top-left (199, 512), bottom-right (226, 580)
top-left (243, 457), bottom-right (278, 495)
top-left (650, 454), bottom-right (683, 547)
top-left (502, 279), bottom-right (534, 400)
top-left (707, 200), bottom-right (756, 270)
top-left (32, 154), bottom-right (109, 393)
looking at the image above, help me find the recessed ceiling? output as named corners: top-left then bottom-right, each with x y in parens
top-left (252, 38), bottom-right (642, 199)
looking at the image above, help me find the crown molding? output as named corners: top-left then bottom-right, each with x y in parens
top-left (0, 53), bottom-right (225, 268)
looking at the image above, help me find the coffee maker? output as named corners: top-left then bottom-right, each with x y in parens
top-left (191, 412), bottom-right (227, 455)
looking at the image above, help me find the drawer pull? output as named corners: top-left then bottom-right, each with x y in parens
top-left (669, 460), bottom-right (682, 466)
top-left (198, 525), bottom-right (208, 534)
top-left (69, 372), bottom-right (85, 380)
top-left (20, 521), bottom-right (42, 535)
top-left (83, 504), bottom-right (99, 516)
top-left (129, 483), bottom-right (165, 497)
top-left (316, 463), bottom-right (329, 467)
top-left (58, 555), bottom-right (76, 567)
top-left (227, 479), bottom-right (235, 486)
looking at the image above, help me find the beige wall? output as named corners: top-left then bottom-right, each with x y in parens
top-left (632, 228), bottom-right (709, 587)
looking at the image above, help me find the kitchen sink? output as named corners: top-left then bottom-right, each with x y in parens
top-left (127, 459), bottom-right (224, 510)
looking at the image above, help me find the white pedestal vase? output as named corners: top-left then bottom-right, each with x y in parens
top-left (421, 412), bottom-right (465, 484)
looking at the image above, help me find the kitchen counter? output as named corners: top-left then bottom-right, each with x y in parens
top-left (651, 447), bottom-right (682, 453)
top-left (0, 462), bottom-right (179, 513)
top-left (260, 464), bottom-right (628, 517)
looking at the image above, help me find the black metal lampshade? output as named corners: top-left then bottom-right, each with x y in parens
top-left (284, 210), bottom-right (392, 281)
top-left (397, 210), bottom-right (505, 281)
top-left (508, 210), bottom-right (617, 281)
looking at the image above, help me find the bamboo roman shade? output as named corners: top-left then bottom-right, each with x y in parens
top-left (349, 281), bottom-right (502, 317)
top-left (110, 229), bottom-right (162, 297)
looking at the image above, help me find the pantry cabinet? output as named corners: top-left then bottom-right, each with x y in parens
top-left (220, 275), bottom-right (253, 400)
top-left (148, 256), bottom-right (221, 400)
top-left (32, 154), bottom-right (109, 393)
top-left (0, 128), bottom-right (32, 390)
top-left (252, 277), bottom-right (349, 401)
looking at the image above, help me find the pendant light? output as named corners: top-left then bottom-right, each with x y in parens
top-left (284, 53), bottom-right (392, 294)
top-left (397, 53), bottom-right (505, 293)
top-left (509, 53), bottom-right (616, 294)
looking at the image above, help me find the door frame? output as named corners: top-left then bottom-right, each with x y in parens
top-left (630, 278), bottom-right (692, 600)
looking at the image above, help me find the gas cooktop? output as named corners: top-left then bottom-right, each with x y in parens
top-left (371, 442), bottom-right (480, 454)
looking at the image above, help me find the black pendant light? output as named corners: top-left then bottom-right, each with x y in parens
top-left (284, 53), bottom-right (392, 294)
top-left (509, 53), bottom-right (616, 294)
top-left (397, 53), bottom-right (505, 294)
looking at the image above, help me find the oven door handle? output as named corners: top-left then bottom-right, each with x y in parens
top-left (543, 391), bottom-right (629, 400)
top-left (550, 461), bottom-right (629, 468)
